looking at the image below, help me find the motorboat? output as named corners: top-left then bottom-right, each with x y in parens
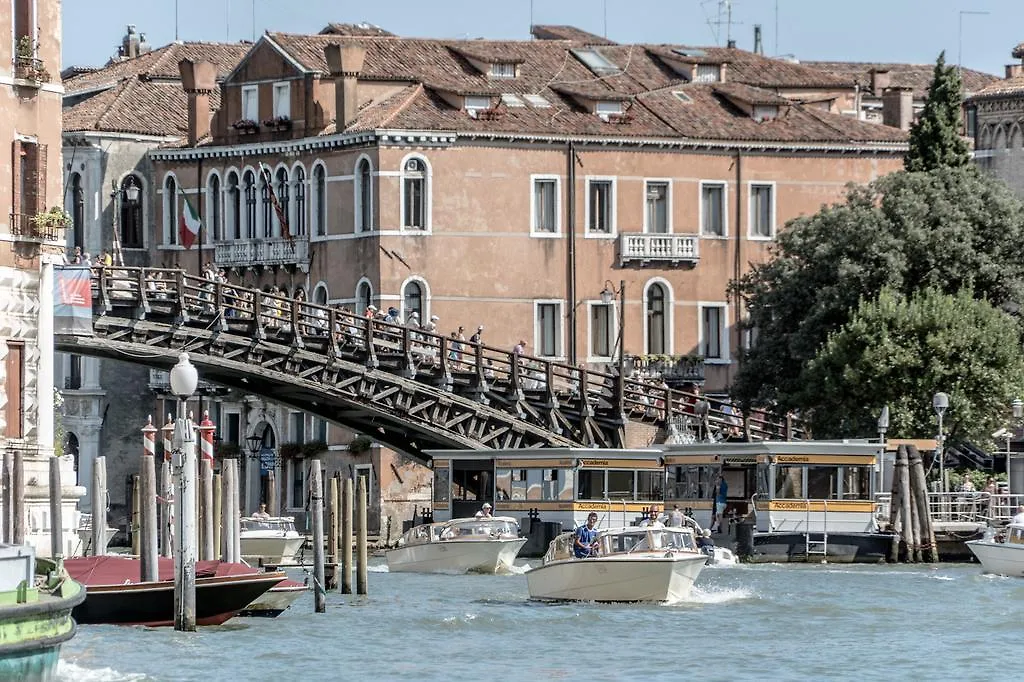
top-left (966, 523), bottom-right (1024, 577)
top-left (0, 545), bottom-right (84, 681)
top-left (239, 516), bottom-right (305, 567)
top-left (526, 526), bottom-right (707, 602)
top-left (386, 517), bottom-right (527, 574)
top-left (64, 556), bottom-right (285, 626)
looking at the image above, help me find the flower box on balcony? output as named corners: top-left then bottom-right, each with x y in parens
top-left (262, 116), bottom-right (292, 131)
top-left (232, 119), bottom-right (259, 135)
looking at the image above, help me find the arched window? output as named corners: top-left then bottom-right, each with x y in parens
top-left (243, 170), bottom-right (257, 239)
top-left (356, 280), bottom-right (372, 315)
top-left (207, 173), bottom-right (222, 241)
top-left (403, 280), bottom-right (423, 320)
top-left (401, 157), bottom-right (428, 230)
top-left (312, 164), bottom-right (326, 236)
top-left (275, 167), bottom-right (289, 238)
top-left (163, 174), bottom-right (178, 245)
top-left (68, 173), bottom-right (85, 249)
top-left (260, 170), bottom-right (273, 238)
top-left (292, 166), bottom-right (306, 236)
top-left (226, 171), bottom-right (241, 239)
top-left (120, 175), bottom-right (143, 248)
top-left (356, 158), bottom-right (372, 232)
top-left (646, 282), bottom-right (668, 355)
top-left (66, 432), bottom-right (80, 473)
top-left (313, 284), bottom-right (328, 306)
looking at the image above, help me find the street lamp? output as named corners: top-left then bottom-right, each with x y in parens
top-left (600, 279), bottom-right (626, 379)
top-left (877, 405), bottom-right (890, 492)
top-left (1011, 398), bottom-right (1023, 495)
top-left (245, 434), bottom-right (264, 460)
top-left (169, 352), bottom-right (197, 632)
top-left (933, 392), bottom-right (949, 494)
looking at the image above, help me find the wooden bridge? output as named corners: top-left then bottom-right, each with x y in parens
top-left (54, 267), bottom-right (801, 459)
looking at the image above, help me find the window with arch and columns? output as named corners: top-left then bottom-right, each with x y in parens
top-left (120, 174), bottom-right (144, 248)
top-left (226, 170), bottom-right (241, 239)
top-left (645, 282), bottom-right (669, 355)
top-left (402, 279), bottom-right (425, 320)
top-left (260, 170), bottom-right (273, 238)
top-left (356, 280), bottom-right (373, 314)
top-left (274, 166), bottom-right (290, 237)
top-left (312, 283), bottom-right (328, 306)
top-left (206, 172), bottom-right (222, 242)
top-left (356, 157), bottom-right (372, 232)
top-left (163, 174), bottom-right (178, 245)
top-left (292, 165), bottom-right (306, 236)
top-left (243, 169), bottom-right (257, 239)
top-left (401, 156), bottom-right (429, 230)
top-left (312, 163), bottom-right (326, 236)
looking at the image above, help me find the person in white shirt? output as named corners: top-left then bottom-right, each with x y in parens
top-left (1011, 506), bottom-right (1024, 525)
top-left (475, 502), bottom-right (493, 519)
top-left (668, 505), bottom-right (685, 527)
top-left (640, 506), bottom-right (664, 528)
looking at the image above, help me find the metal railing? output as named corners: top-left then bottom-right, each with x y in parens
top-left (9, 212), bottom-right (61, 241)
top-left (926, 491), bottom-right (992, 524)
top-left (85, 266), bottom-right (806, 442)
top-left (214, 236), bottom-right (310, 268)
top-left (619, 233), bottom-right (699, 266)
top-left (984, 493), bottom-right (1024, 525)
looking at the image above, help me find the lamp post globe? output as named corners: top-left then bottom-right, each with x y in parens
top-left (932, 392), bottom-right (949, 417)
top-left (124, 184), bottom-right (141, 204)
top-left (1013, 398), bottom-right (1023, 421)
top-left (246, 434), bottom-right (263, 459)
top-left (600, 285), bottom-right (614, 305)
top-left (169, 352), bottom-right (198, 399)
top-left (932, 392), bottom-right (949, 494)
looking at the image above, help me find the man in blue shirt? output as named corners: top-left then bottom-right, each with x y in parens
top-left (574, 512), bottom-right (600, 558)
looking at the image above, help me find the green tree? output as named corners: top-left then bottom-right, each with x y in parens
top-left (801, 288), bottom-right (1024, 443)
top-left (905, 51), bottom-right (971, 172)
top-left (732, 167), bottom-right (1024, 416)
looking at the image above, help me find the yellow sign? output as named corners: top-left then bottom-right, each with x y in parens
top-left (766, 500), bottom-right (873, 512)
top-left (663, 456), bottom-right (720, 465)
top-left (496, 501), bottom-right (573, 511)
top-left (774, 455), bottom-right (875, 465)
top-left (495, 459), bottom-right (573, 469)
top-left (433, 460), bottom-right (449, 469)
top-left (578, 458), bottom-right (662, 469)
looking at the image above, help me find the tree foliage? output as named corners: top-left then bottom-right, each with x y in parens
top-left (732, 167), bottom-right (1024, 422)
top-left (905, 51), bottom-right (971, 172)
top-left (800, 288), bottom-right (1024, 443)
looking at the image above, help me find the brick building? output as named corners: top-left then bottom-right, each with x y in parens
top-left (968, 43), bottom-right (1024, 196)
top-left (1, 0), bottom-right (83, 555)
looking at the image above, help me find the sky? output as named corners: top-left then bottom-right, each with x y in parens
top-left (62, 0), bottom-right (1024, 77)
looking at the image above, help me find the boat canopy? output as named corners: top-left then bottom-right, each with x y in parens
top-left (240, 517), bottom-right (297, 533)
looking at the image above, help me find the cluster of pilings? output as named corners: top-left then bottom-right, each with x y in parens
top-left (888, 444), bottom-right (938, 563)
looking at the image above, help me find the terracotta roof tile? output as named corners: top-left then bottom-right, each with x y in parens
top-left (803, 60), bottom-right (999, 98)
top-left (970, 75), bottom-right (1024, 99)
top-left (319, 23), bottom-right (394, 37)
top-left (63, 78), bottom-right (213, 137)
top-left (530, 25), bottom-right (617, 45)
top-left (645, 46), bottom-right (855, 88)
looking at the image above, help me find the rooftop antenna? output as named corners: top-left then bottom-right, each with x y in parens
top-left (226, 0), bottom-right (230, 42)
top-left (703, 0), bottom-right (741, 46)
top-left (252, 0), bottom-right (256, 42)
top-left (529, 0), bottom-right (534, 38)
top-left (958, 9), bottom-right (989, 71)
top-left (175, 0), bottom-right (179, 40)
top-left (774, 0), bottom-right (779, 56)
top-left (603, 0), bottom-right (608, 38)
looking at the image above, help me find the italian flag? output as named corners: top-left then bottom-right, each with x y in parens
top-left (178, 197), bottom-right (201, 249)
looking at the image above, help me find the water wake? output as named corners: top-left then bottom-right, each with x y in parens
top-left (57, 661), bottom-right (146, 682)
top-left (686, 585), bottom-right (755, 604)
top-left (366, 564), bottom-right (390, 573)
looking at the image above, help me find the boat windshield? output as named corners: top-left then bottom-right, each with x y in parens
top-left (240, 517), bottom-right (296, 533)
top-left (600, 529), bottom-right (696, 554)
top-left (439, 518), bottom-right (519, 539)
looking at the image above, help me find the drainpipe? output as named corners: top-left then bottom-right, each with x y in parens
top-left (732, 149), bottom-right (743, 385)
top-left (567, 141), bottom-right (578, 365)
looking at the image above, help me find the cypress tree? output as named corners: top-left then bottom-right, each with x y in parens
top-left (905, 51), bottom-right (971, 172)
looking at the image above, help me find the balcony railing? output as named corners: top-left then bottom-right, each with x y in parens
top-left (9, 213), bottom-right (61, 241)
top-left (619, 233), bottom-right (699, 266)
top-left (214, 236), bottom-right (310, 269)
top-left (625, 354), bottom-right (705, 385)
top-left (14, 56), bottom-right (49, 84)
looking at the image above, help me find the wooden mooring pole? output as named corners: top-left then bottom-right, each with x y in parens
top-left (327, 475), bottom-right (339, 590)
top-left (908, 445), bottom-right (938, 563)
top-left (213, 472), bottom-right (222, 563)
top-left (896, 445), bottom-right (914, 562)
top-left (310, 460), bottom-right (326, 613)
top-left (200, 459), bottom-right (214, 561)
top-left (12, 450), bottom-right (24, 545)
top-left (141, 417), bottom-right (159, 581)
top-left (48, 457), bottom-right (63, 561)
top-left (91, 456), bottom-right (107, 556)
top-left (2, 451), bottom-right (12, 543)
top-left (357, 476), bottom-right (368, 595)
top-left (221, 461), bottom-right (235, 562)
top-left (342, 477), bottom-right (353, 594)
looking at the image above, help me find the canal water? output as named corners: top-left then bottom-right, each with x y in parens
top-left (59, 560), bottom-right (1016, 681)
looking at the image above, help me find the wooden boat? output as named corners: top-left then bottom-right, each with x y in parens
top-left (526, 526), bottom-right (707, 602)
top-left (0, 545), bottom-right (84, 682)
top-left (966, 523), bottom-right (1024, 576)
top-left (386, 517), bottom-right (526, 574)
top-left (64, 556), bottom-right (285, 626)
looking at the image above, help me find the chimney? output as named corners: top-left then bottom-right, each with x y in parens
top-left (324, 42), bottom-right (367, 130)
top-left (122, 24), bottom-right (140, 59)
top-left (1007, 63), bottom-right (1024, 79)
top-left (753, 25), bottom-right (763, 55)
top-left (870, 68), bottom-right (891, 97)
top-left (178, 59), bottom-right (217, 146)
top-left (881, 87), bottom-right (914, 131)
top-left (726, 38), bottom-right (737, 49)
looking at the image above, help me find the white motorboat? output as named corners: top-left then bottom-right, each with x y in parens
top-left (527, 526), bottom-right (707, 602)
top-left (966, 523), bottom-right (1024, 577)
top-left (239, 516), bottom-right (305, 566)
top-left (386, 517), bottom-right (527, 574)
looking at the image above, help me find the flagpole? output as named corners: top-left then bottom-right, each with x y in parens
top-left (196, 157), bottom-right (205, 427)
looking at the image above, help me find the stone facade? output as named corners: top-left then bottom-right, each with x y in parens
top-left (1, 0), bottom-right (85, 556)
top-left (968, 49), bottom-right (1024, 195)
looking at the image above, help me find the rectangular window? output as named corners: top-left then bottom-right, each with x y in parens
top-left (637, 470), bottom-right (664, 501)
top-left (13, 140), bottom-right (45, 220)
top-left (587, 179), bottom-right (614, 234)
top-left (403, 176), bottom-right (425, 229)
top-left (226, 412), bottom-right (240, 444)
top-left (464, 96), bottom-right (491, 112)
top-left (701, 182), bottom-right (726, 236)
top-left (241, 85), bottom-right (259, 121)
top-left (67, 354), bottom-right (82, 390)
top-left (290, 412), bottom-right (305, 443)
top-left (490, 62), bottom-right (516, 78)
top-left (695, 64), bottom-right (721, 82)
top-left (645, 181), bottom-right (669, 234)
top-left (577, 469), bottom-right (606, 500)
top-left (590, 303), bottom-right (613, 359)
top-left (272, 82), bottom-right (290, 119)
top-left (535, 302), bottom-right (562, 358)
top-left (14, 0), bottom-right (33, 42)
top-left (4, 342), bottom-right (24, 439)
top-left (313, 417), bottom-right (327, 443)
top-left (607, 470), bottom-right (635, 500)
top-left (289, 459), bottom-right (305, 509)
top-left (701, 305), bottom-right (726, 360)
top-left (532, 177), bottom-right (558, 234)
top-left (433, 468), bottom-right (450, 503)
top-left (595, 100), bottom-right (623, 119)
top-left (750, 184), bottom-right (774, 238)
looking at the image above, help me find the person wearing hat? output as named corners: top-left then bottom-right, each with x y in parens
top-left (421, 314), bottom-right (438, 334)
top-left (407, 310), bottom-right (421, 329)
top-left (696, 527), bottom-right (715, 550)
top-left (470, 325), bottom-right (483, 344)
top-left (364, 304), bottom-right (377, 319)
top-left (475, 502), bottom-right (493, 519)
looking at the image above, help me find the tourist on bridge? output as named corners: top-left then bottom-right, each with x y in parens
top-left (513, 339), bottom-right (527, 355)
top-left (574, 513), bottom-right (600, 558)
top-left (475, 502), bottom-right (493, 519)
top-left (421, 314), bottom-right (439, 334)
top-left (384, 306), bottom-right (401, 324)
top-left (470, 325), bottom-right (483, 344)
top-left (364, 304), bottom-right (377, 319)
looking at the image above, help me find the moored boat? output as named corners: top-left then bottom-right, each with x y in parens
top-left (526, 526), bottom-right (707, 602)
top-left (386, 517), bottom-right (526, 574)
top-left (239, 516), bottom-right (305, 566)
top-left (966, 524), bottom-right (1024, 577)
top-left (0, 545), bottom-right (84, 682)
top-left (65, 556), bottom-right (285, 626)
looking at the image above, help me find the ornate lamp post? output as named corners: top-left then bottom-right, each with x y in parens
top-left (1011, 398), bottom-right (1023, 495)
top-left (169, 352), bottom-right (198, 632)
top-left (932, 392), bottom-right (949, 494)
top-left (599, 279), bottom-right (626, 379)
top-left (877, 405), bottom-right (890, 493)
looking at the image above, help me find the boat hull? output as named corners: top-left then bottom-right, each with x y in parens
top-left (0, 578), bottom-right (84, 682)
top-left (746, 532), bottom-right (889, 563)
top-left (240, 536), bottom-right (305, 567)
top-left (966, 540), bottom-right (1024, 577)
top-left (386, 538), bottom-right (526, 574)
top-left (71, 572), bottom-right (285, 627)
top-left (527, 554), bottom-right (706, 602)
top-left (237, 582), bottom-right (307, 617)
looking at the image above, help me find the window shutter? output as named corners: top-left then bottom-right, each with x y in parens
top-left (11, 140), bottom-right (22, 216)
top-left (33, 144), bottom-right (48, 214)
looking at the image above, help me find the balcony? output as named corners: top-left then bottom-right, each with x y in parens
top-left (619, 233), bottom-right (699, 266)
top-left (13, 56), bottom-right (49, 86)
top-left (9, 212), bottom-right (62, 242)
top-left (214, 236), bottom-right (310, 270)
top-left (626, 354), bottom-right (705, 386)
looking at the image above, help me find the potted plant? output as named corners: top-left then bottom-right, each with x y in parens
top-left (14, 35), bottom-right (48, 84)
top-left (348, 435), bottom-right (373, 455)
top-left (231, 119), bottom-right (259, 134)
top-left (262, 116), bottom-right (292, 131)
top-left (30, 207), bottom-right (71, 237)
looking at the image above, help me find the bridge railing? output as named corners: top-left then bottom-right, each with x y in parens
top-left (87, 266), bottom-right (803, 441)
